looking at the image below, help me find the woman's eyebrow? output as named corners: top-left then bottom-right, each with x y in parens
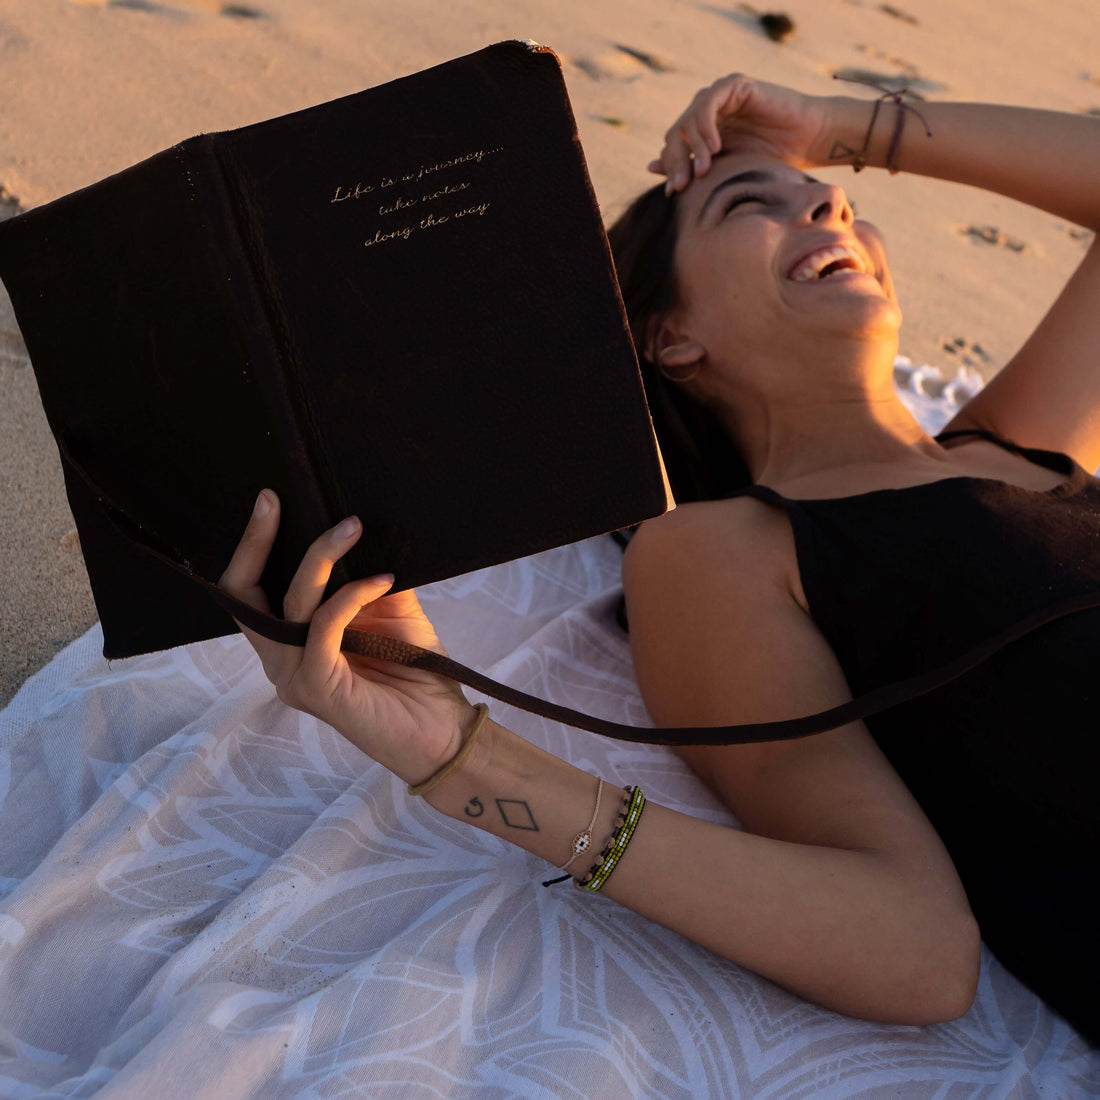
top-left (697, 169), bottom-right (820, 224)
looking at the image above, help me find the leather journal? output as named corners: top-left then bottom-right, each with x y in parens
top-left (0, 41), bottom-right (671, 660)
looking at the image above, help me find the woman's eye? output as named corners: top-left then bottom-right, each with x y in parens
top-left (721, 192), bottom-right (767, 216)
top-left (718, 192), bottom-right (861, 218)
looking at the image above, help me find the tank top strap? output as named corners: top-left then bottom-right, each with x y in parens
top-left (726, 427), bottom-right (1081, 505)
top-left (935, 425), bottom-right (1031, 457)
top-left (725, 483), bottom-right (791, 507)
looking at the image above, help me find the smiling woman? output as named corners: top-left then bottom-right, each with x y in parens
top-left (604, 73), bottom-right (1100, 1041)
top-left (218, 71), bottom-right (1100, 1044)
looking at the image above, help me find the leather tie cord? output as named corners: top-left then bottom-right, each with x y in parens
top-left (56, 431), bottom-right (1100, 748)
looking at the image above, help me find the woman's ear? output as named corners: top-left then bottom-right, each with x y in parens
top-left (645, 316), bottom-right (705, 383)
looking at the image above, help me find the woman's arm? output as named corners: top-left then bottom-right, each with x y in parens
top-left (426, 719), bottom-right (979, 1025)
top-left (818, 93), bottom-right (1100, 468)
top-left (814, 94), bottom-right (1100, 230)
top-left (427, 501), bottom-right (980, 1026)
top-left (653, 76), bottom-right (1100, 467)
top-left (219, 491), bottom-right (979, 1026)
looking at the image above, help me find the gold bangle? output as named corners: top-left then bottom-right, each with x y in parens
top-left (407, 703), bottom-right (490, 797)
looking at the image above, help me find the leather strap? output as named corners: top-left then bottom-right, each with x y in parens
top-left (57, 431), bottom-right (1100, 746)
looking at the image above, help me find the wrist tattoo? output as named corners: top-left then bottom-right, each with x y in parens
top-left (828, 139), bottom-right (859, 162)
top-left (495, 798), bottom-right (539, 831)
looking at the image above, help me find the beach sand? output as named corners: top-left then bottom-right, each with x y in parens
top-left (1, 0), bottom-right (1097, 705)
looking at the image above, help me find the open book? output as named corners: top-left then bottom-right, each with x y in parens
top-left (0, 41), bottom-right (672, 661)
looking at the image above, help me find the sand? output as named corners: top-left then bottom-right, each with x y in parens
top-left (1, 0), bottom-right (1097, 706)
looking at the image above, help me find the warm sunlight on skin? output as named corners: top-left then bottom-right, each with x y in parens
top-left (643, 150), bottom-right (957, 492)
top-left (663, 151), bottom-right (903, 402)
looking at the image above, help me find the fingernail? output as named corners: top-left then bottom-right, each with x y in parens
top-left (253, 490), bottom-right (271, 518)
top-left (334, 515), bottom-right (361, 539)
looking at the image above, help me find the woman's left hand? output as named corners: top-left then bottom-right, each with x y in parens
top-left (649, 73), bottom-right (833, 193)
top-left (216, 489), bottom-right (476, 787)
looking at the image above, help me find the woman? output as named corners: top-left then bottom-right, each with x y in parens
top-left (217, 75), bottom-right (1100, 1041)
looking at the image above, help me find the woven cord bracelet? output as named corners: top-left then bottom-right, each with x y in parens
top-left (832, 73), bottom-right (933, 175)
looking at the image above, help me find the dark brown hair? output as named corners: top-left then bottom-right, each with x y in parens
top-left (606, 183), bottom-right (751, 505)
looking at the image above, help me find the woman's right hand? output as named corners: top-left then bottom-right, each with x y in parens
top-left (217, 489), bottom-right (477, 788)
top-left (649, 74), bottom-right (834, 193)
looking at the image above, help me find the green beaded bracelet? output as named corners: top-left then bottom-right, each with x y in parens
top-left (576, 786), bottom-right (646, 892)
top-left (569, 786), bottom-right (630, 889)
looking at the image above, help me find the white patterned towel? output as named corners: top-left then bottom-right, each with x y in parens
top-left (1, 361), bottom-right (1097, 1097)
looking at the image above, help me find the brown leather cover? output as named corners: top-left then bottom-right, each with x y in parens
top-left (0, 42), bottom-right (670, 660)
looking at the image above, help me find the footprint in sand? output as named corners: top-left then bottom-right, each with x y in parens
top-left (830, 66), bottom-right (945, 95)
top-left (941, 337), bottom-right (992, 371)
top-left (571, 44), bottom-right (674, 81)
top-left (1061, 224), bottom-right (1095, 245)
top-left (69, 0), bottom-right (265, 18)
top-left (960, 224), bottom-right (1027, 252)
top-left (853, 44), bottom-right (920, 80)
top-left (877, 3), bottom-right (919, 24)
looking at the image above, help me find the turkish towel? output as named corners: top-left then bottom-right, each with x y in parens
top-left (2, 360), bottom-right (1097, 1097)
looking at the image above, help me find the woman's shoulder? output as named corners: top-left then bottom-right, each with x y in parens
top-left (623, 495), bottom-right (799, 603)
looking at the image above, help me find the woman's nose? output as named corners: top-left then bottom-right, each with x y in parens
top-left (802, 184), bottom-right (854, 225)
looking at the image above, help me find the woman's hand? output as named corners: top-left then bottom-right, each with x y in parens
top-left (217, 489), bottom-right (476, 786)
top-left (650, 74), bottom-right (833, 193)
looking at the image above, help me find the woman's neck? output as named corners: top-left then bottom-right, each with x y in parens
top-left (716, 357), bottom-right (951, 491)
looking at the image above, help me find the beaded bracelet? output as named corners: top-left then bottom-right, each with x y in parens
top-left (567, 787), bottom-right (629, 888)
top-left (575, 786), bottom-right (646, 893)
top-left (540, 785), bottom-right (630, 888)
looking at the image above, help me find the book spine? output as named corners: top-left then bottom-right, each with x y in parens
top-left (180, 135), bottom-right (349, 599)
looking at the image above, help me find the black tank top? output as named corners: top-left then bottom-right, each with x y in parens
top-left (729, 428), bottom-right (1100, 1044)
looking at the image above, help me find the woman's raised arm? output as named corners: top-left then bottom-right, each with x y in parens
top-left (816, 90), bottom-right (1100, 230)
top-left (820, 89), bottom-right (1100, 466)
top-left (653, 74), bottom-right (1100, 468)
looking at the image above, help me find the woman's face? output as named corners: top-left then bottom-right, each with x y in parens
top-left (666, 151), bottom-right (901, 378)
